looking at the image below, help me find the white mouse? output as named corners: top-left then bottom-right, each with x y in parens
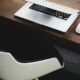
top-left (75, 23), bottom-right (80, 34)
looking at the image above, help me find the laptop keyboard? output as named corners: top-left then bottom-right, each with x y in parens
top-left (30, 4), bottom-right (71, 20)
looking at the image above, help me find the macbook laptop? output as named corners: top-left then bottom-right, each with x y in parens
top-left (14, 0), bottom-right (79, 32)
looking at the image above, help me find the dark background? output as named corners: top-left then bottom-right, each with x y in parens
top-left (0, 17), bottom-right (80, 80)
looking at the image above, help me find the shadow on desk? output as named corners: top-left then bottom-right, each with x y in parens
top-left (40, 69), bottom-right (80, 80)
top-left (0, 16), bottom-right (80, 80)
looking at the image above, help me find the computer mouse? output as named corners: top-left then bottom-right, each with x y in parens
top-left (75, 23), bottom-right (80, 34)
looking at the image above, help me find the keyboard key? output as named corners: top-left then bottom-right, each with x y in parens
top-left (30, 4), bottom-right (71, 20)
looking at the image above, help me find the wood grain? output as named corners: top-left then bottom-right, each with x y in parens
top-left (0, 0), bottom-right (80, 45)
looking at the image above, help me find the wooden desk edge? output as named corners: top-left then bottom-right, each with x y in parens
top-left (0, 0), bottom-right (80, 45)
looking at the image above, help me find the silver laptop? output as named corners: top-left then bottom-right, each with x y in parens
top-left (14, 0), bottom-right (79, 32)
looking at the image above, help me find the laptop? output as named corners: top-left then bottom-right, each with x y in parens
top-left (14, 0), bottom-right (79, 32)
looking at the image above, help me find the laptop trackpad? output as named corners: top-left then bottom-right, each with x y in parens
top-left (31, 12), bottom-right (65, 30)
top-left (33, 13), bottom-right (53, 24)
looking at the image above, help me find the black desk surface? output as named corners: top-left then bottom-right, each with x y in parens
top-left (0, 0), bottom-right (80, 80)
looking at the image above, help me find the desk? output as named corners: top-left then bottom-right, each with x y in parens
top-left (0, 0), bottom-right (80, 45)
top-left (1, 0), bottom-right (80, 79)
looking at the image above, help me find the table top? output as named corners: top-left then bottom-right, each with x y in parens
top-left (0, 0), bottom-right (80, 45)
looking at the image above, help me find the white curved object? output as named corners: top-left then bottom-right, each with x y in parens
top-left (0, 52), bottom-right (63, 80)
top-left (75, 23), bottom-right (80, 34)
